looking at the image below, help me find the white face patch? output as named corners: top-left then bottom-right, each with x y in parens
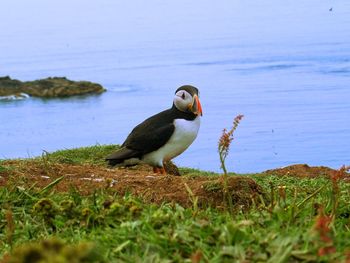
top-left (173, 90), bottom-right (193, 112)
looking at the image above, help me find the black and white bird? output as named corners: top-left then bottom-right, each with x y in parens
top-left (106, 85), bottom-right (203, 174)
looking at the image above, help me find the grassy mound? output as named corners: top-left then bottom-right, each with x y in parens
top-left (1, 145), bottom-right (349, 262)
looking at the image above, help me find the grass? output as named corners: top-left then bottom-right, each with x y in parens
top-left (1, 145), bottom-right (350, 262)
top-left (39, 144), bottom-right (120, 165)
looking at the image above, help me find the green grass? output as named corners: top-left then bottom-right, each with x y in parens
top-left (1, 145), bottom-right (350, 262)
top-left (39, 144), bottom-right (120, 165)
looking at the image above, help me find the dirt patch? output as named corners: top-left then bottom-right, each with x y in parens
top-left (0, 160), bottom-right (265, 209)
top-left (263, 164), bottom-right (350, 180)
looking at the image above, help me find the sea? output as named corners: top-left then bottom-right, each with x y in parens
top-left (1, 0), bottom-right (350, 173)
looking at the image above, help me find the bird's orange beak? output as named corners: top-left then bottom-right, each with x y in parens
top-left (189, 94), bottom-right (203, 116)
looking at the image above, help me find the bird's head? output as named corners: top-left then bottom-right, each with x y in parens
top-left (173, 85), bottom-right (203, 116)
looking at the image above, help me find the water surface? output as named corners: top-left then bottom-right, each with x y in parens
top-left (1, 0), bottom-right (350, 172)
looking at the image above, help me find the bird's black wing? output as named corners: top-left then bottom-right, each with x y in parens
top-left (106, 107), bottom-right (195, 166)
top-left (122, 109), bottom-right (176, 155)
top-left (105, 147), bottom-right (141, 166)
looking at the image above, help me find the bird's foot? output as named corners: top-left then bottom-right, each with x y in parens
top-left (153, 167), bottom-right (166, 175)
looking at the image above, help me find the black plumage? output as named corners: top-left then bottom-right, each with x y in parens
top-left (105, 85), bottom-right (202, 171)
top-left (106, 105), bottom-right (196, 166)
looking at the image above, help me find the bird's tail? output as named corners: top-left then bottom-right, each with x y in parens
top-left (105, 147), bottom-right (141, 166)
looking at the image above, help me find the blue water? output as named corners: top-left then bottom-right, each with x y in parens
top-left (1, 0), bottom-right (350, 173)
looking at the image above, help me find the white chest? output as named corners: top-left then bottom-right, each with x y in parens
top-left (143, 116), bottom-right (201, 166)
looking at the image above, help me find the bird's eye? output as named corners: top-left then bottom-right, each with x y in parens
top-left (181, 93), bottom-right (185, 99)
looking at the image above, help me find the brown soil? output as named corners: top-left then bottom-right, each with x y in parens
top-left (2, 161), bottom-right (347, 209)
top-left (0, 160), bottom-right (265, 209)
top-left (263, 164), bottom-right (350, 180)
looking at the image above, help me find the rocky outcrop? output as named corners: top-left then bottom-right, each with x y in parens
top-left (0, 76), bottom-right (106, 98)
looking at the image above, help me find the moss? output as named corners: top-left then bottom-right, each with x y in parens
top-left (32, 198), bottom-right (58, 218)
top-left (203, 181), bottom-right (222, 192)
top-left (4, 238), bottom-right (101, 263)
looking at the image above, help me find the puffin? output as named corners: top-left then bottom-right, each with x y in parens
top-left (106, 85), bottom-right (203, 174)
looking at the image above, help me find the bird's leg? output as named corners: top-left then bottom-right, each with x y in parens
top-left (159, 161), bottom-right (167, 175)
top-left (153, 166), bottom-right (166, 175)
top-left (159, 167), bottom-right (166, 175)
